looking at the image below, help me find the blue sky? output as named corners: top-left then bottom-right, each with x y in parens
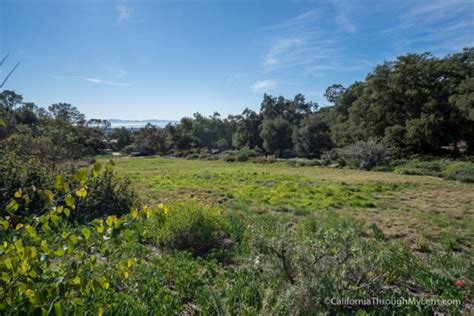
top-left (1, 0), bottom-right (473, 120)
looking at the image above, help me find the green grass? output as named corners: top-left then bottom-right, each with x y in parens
top-left (3, 157), bottom-right (471, 314)
top-left (94, 156), bottom-right (474, 313)
top-left (112, 157), bottom-right (473, 253)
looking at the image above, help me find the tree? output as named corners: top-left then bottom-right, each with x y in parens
top-left (260, 117), bottom-right (293, 156)
top-left (232, 108), bottom-right (262, 149)
top-left (49, 103), bottom-right (86, 125)
top-left (130, 124), bottom-right (169, 155)
top-left (108, 127), bottom-right (133, 151)
top-left (324, 84), bottom-right (345, 104)
top-left (292, 114), bottom-right (332, 157)
top-left (87, 119), bottom-right (111, 132)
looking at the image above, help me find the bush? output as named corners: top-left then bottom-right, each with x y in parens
top-left (286, 158), bottom-right (321, 167)
top-left (236, 147), bottom-right (258, 162)
top-left (186, 153), bottom-right (199, 160)
top-left (339, 138), bottom-right (393, 170)
top-left (222, 154), bottom-right (236, 162)
top-left (0, 150), bottom-right (58, 216)
top-left (150, 204), bottom-right (230, 256)
top-left (320, 148), bottom-right (346, 166)
top-left (394, 159), bottom-right (448, 176)
top-left (74, 168), bottom-right (140, 222)
top-left (443, 161), bottom-right (474, 183)
top-left (247, 212), bottom-right (466, 314)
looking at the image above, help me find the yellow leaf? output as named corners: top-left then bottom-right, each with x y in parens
top-left (54, 176), bottom-right (65, 190)
top-left (127, 258), bottom-right (137, 268)
top-left (106, 216), bottom-right (117, 227)
top-left (72, 277), bottom-right (81, 285)
top-left (63, 208), bottom-right (70, 217)
top-left (131, 209), bottom-right (139, 219)
top-left (75, 187), bottom-right (88, 198)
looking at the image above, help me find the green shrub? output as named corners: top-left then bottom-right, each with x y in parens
top-left (236, 147), bottom-right (258, 162)
top-left (247, 212), bottom-right (466, 314)
top-left (0, 150), bottom-right (61, 216)
top-left (149, 204), bottom-right (230, 256)
top-left (74, 168), bottom-right (140, 222)
top-left (394, 159), bottom-right (448, 176)
top-left (443, 162), bottom-right (474, 183)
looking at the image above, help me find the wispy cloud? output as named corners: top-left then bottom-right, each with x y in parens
top-left (117, 4), bottom-right (130, 22)
top-left (260, 8), bottom-right (360, 75)
top-left (400, 0), bottom-right (472, 21)
top-left (332, 0), bottom-right (356, 33)
top-left (83, 78), bottom-right (131, 87)
top-left (252, 80), bottom-right (276, 92)
top-left (382, 0), bottom-right (473, 53)
top-left (259, 10), bottom-right (319, 31)
top-left (264, 37), bottom-right (307, 66)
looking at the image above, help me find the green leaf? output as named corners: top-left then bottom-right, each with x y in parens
top-left (44, 190), bottom-right (54, 205)
top-left (54, 176), bottom-right (65, 190)
top-left (25, 225), bottom-right (37, 238)
top-left (0, 218), bottom-right (9, 230)
top-left (93, 162), bottom-right (103, 178)
top-left (4, 258), bottom-right (13, 270)
top-left (75, 168), bottom-right (88, 185)
top-left (54, 247), bottom-right (66, 257)
top-left (64, 194), bottom-right (75, 208)
top-left (54, 302), bottom-right (63, 316)
top-left (105, 161), bottom-right (114, 172)
top-left (5, 200), bottom-right (19, 215)
top-left (63, 207), bottom-right (71, 217)
top-left (81, 227), bottom-right (91, 240)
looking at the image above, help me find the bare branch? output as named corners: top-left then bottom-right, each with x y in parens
top-left (0, 61), bottom-right (20, 88)
top-left (0, 53), bottom-right (9, 66)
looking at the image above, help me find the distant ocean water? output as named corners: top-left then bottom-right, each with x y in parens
top-left (109, 120), bottom-right (176, 129)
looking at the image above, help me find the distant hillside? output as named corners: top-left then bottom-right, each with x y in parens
top-left (108, 119), bottom-right (177, 128)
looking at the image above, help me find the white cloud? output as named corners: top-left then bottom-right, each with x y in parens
top-left (117, 4), bottom-right (130, 22)
top-left (260, 10), bottom-right (319, 30)
top-left (264, 37), bottom-right (306, 66)
top-left (252, 80), bottom-right (276, 92)
top-left (83, 78), bottom-right (131, 87)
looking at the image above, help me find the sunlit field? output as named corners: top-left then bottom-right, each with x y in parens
top-left (114, 157), bottom-right (473, 254)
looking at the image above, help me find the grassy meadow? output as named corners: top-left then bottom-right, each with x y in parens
top-left (62, 156), bottom-right (471, 314)
top-left (113, 157), bottom-right (473, 254)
